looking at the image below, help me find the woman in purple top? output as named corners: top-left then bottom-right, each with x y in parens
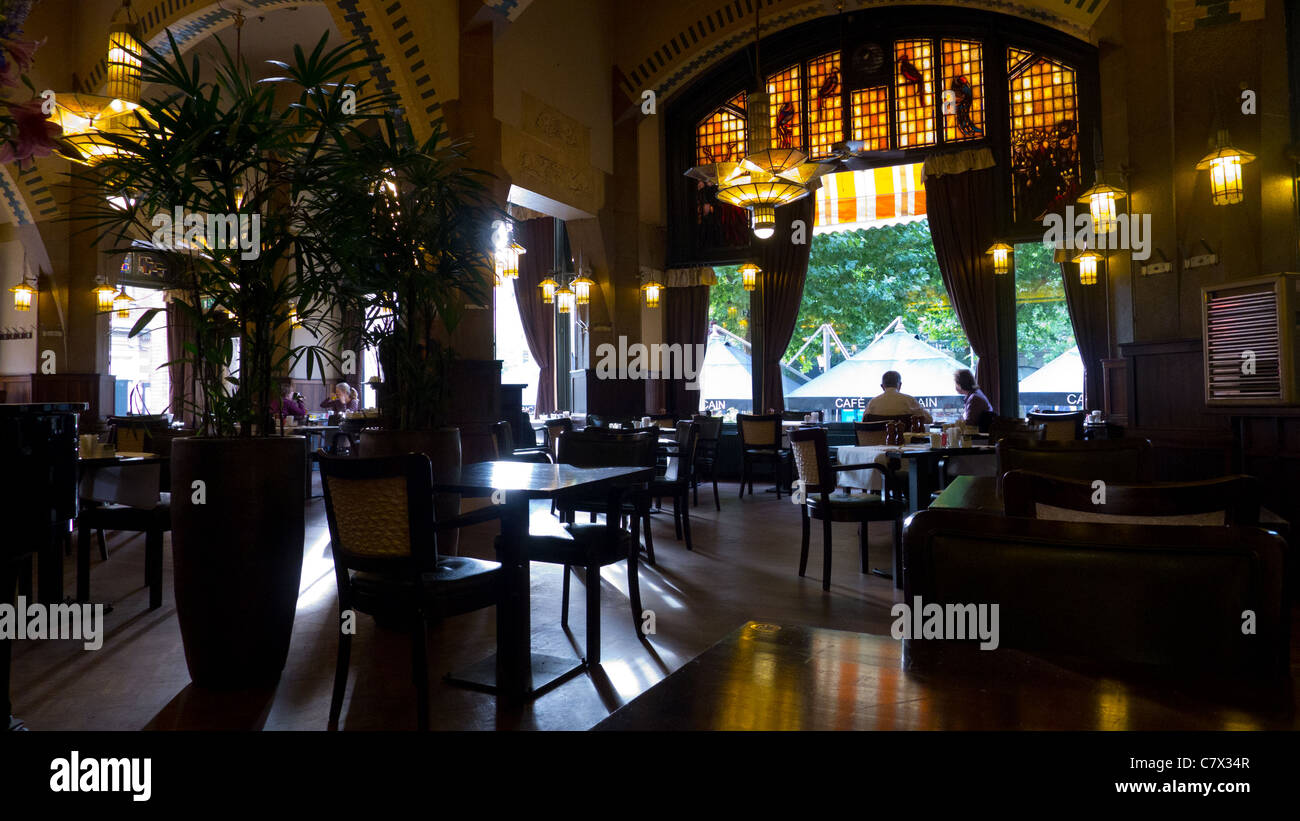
top-left (271, 381), bottom-right (307, 418)
top-left (954, 368), bottom-right (992, 427)
top-left (320, 382), bottom-right (360, 413)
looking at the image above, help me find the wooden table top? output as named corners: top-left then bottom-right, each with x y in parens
top-left (78, 452), bottom-right (165, 467)
top-left (432, 461), bottom-right (654, 497)
top-left (594, 621), bottom-right (1299, 730)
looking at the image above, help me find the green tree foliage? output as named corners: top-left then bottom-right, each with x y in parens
top-left (709, 220), bottom-right (1076, 378)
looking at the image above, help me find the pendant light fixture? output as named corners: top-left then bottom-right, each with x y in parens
top-left (538, 276), bottom-right (559, 304)
top-left (10, 276), bottom-right (36, 312)
top-left (555, 283), bottom-right (575, 314)
top-left (1197, 129), bottom-right (1255, 206)
top-left (51, 0), bottom-right (146, 165)
top-left (986, 242), bottom-right (1013, 275)
top-left (113, 287), bottom-right (135, 318)
top-left (1073, 249), bottom-right (1102, 285)
top-left (684, 2), bottom-right (832, 240)
top-left (739, 262), bottom-right (760, 291)
top-left (92, 280), bottom-right (118, 312)
top-left (571, 271), bottom-right (595, 306)
top-left (641, 280), bottom-right (663, 309)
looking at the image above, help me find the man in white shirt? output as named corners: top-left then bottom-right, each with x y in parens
top-left (864, 370), bottom-right (933, 423)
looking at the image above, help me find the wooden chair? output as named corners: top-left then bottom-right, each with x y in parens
top-left (789, 427), bottom-right (905, 590)
top-left (545, 429), bottom-right (657, 662)
top-left (76, 491), bottom-right (168, 610)
top-left (491, 420), bottom-right (551, 462)
top-left (318, 452), bottom-right (503, 730)
top-left (650, 421), bottom-right (700, 550)
top-left (1027, 409), bottom-right (1086, 441)
top-left (690, 413), bottom-right (723, 511)
top-left (737, 413), bottom-right (791, 499)
top-left (996, 438), bottom-right (1153, 489)
top-left (648, 413), bottom-right (678, 429)
top-left (903, 509), bottom-right (1288, 674)
top-left (986, 416), bottom-right (1046, 444)
top-left (542, 417), bottom-right (574, 458)
top-left (1003, 471), bottom-right (1261, 525)
top-left (853, 421), bottom-right (889, 445)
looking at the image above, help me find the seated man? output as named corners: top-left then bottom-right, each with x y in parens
top-left (865, 370), bottom-right (933, 423)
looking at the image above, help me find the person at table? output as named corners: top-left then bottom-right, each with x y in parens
top-left (320, 382), bottom-right (360, 414)
top-left (271, 380), bottom-right (307, 419)
top-left (954, 368), bottom-right (993, 428)
top-left (865, 370), bottom-right (933, 424)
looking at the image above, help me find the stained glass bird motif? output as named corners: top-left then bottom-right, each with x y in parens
top-left (815, 69), bottom-right (840, 113)
top-left (952, 74), bottom-right (982, 137)
top-left (898, 53), bottom-right (926, 105)
top-left (775, 101), bottom-right (797, 148)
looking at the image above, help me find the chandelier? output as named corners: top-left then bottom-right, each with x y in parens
top-left (684, 4), bottom-right (833, 239)
top-left (50, 1), bottom-right (147, 165)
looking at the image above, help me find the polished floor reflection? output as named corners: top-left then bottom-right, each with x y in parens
top-left (11, 475), bottom-right (903, 730)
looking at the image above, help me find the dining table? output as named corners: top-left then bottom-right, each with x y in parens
top-left (593, 620), bottom-right (1300, 730)
top-left (432, 460), bottom-right (655, 702)
top-left (836, 439), bottom-right (996, 514)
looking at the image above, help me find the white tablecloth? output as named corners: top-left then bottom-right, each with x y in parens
top-left (834, 444), bottom-right (929, 492)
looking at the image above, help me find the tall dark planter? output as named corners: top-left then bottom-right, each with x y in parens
top-left (170, 437), bottom-right (306, 689)
top-left (358, 428), bottom-right (461, 555)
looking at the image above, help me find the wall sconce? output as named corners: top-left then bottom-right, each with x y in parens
top-left (739, 262), bottom-right (760, 291)
top-left (113, 287), bottom-right (135, 318)
top-left (571, 272), bottom-right (594, 306)
top-left (986, 242), bottom-right (1013, 275)
top-left (555, 284), bottom-right (575, 314)
top-left (1077, 179), bottom-right (1126, 233)
top-left (10, 278), bottom-right (36, 312)
top-left (538, 276), bottom-right (558, 304)
top-left (1197, 129), bottom-right (1255, 206)
top-left (1073, 249), bottom-right (1103, 285)
top-left (495, 240), bottom-right (525, 284)
top-left (92, 281), bottom-right (118, 312)
top-left (641, 280), bottom-right (663, 309)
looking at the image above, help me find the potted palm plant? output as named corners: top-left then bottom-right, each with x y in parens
top-left (80, 32), bottom-right (393, 688)
top-left (322, 116), bottom-right (497, 552)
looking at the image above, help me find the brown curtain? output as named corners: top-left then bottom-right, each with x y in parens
top-left (1060, 261), bottom-right (1108, 411)
top-left (756, 197), bottom-right (815, 411)
top-left (924, 151), bottom-right (1002, 412)
top-left (663, 285), bottom-right (710, 417)
top-left (165, 293), bottom-right (198, 428)
top-left (513, 217), bottom-right (556, 415)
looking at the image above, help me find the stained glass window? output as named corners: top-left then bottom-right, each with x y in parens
top-left (851, 86), bottom-right (890, 151)
top-left (695, 92), bottom-right (747, 165)
top-left (893, 39), bottom-right (935, 148)
top-left (940, 39), bottom-right (984, 142)
top-left (1008, 50), bottom-right (1080, 221)
top-left (767, 65), bottom-right (803, 151)
top-left (806, 51), bottom-right (842, 158)
top-left (1007, 46), bottom-right (1034, 73)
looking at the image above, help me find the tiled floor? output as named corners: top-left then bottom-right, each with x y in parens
top-left (11, 475), bottom-right (904, 730)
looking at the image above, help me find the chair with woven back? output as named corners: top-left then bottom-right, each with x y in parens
top-left (788, 427), bottom-right (906, 590)
top-left (737, 413), bottom-right (791, 499)
top-left (690, 413), bottom-right (723, 511)
top-left (1027, 409), bottom-right (1086, 441)
top-left (851, 420), bottom-right (909, 502)
top-left (1003, 470), bottom-right (1261, 525)
top-left (317, 452), bottom-right (504, 730)
top-left (544, 428), bottom-right (657, 662)
top-left (650, 421), bottom-right (700, 550)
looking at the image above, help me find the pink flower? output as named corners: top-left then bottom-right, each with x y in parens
top-left (0, 38), bottom-right (41, 88)
top-left (0, 97), bottom-right (62, 165)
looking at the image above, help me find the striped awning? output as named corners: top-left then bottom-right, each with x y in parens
top-left (814, 163), bottom-right (927, 231)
